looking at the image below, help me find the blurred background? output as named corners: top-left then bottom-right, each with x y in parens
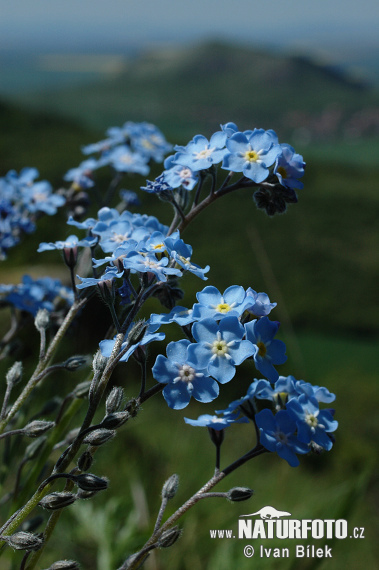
top-left (0, 1), bottom-right (378, 568)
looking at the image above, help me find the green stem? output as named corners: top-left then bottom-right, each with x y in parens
top-left (0, 299), bottom-right (86, 435)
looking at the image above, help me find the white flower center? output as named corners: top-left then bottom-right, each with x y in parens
top-left (207, 332), bottom-right (236, 360)
top-left (194, 147), bottom-right (215, 160)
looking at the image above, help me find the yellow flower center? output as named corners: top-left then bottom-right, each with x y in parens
top-left (215, 303), bottom-right (231, 314)
top-left (256, 341), bottom-right (267, 357)
top-left (244, 150), bottom-right (259, 162)
top-left (277, 166), bottom-right (287, 179)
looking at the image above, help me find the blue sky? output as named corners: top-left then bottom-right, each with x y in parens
top-left (1, 0), bottom-right (378, 60)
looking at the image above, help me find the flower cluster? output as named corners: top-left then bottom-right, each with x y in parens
top-left (0, 168), bottom-right (65, 259)
top-left (158, 122), bottom-right (305, 215)
top-left (64, 121), bottom-right (172, 191)
top-left (0, 275), bottom-right (74, 316)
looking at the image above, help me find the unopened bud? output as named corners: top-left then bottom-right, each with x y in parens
top-left (22, 420), bottom-right (54, 438)
top-left (6, 361), bottom-right (23, 386)
top-left (92, 350), bottom-right (108, 374)
top-left (75, 473), bottom-right (108, 492)
top-left (83, 429), bottom-right (115, 446)
top-left (162, 474), bottom-right (179, 500)
top-left (207, 427), bottom-right (225, 447)
top-left (45, 560), bottom-right (81, 570)
top-left (3, 531), bottom-right (44, 551)
top-left (64, 356), bottom-right (89, 372)
top-left (35, 309), bottom-right (50, 331)
top-left (124, 398), bottom-right (139, 418)
top-left (39, 492), bottom-right (76, 510)
top-left (101, 411), bottom-right (129, 430)
top-left (105, 386), bottom-right (124, 415)
top-left (127, 320), bottom-right (148, 345)
top-left (157, 526), bottom-right (182, 548)
top-left (73, 381), bottom-right (92, 399)
top-left (63, 246), bottom-right (78, 269)
top-left (97, 279), bottom-right (116, 306)
top-left (77, 451), bottom-right (93, 472)
top-left (226, 487), bottom-right (254, 502)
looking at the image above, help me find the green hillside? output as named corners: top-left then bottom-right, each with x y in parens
top-left (8, 41), bottom-right (379, 142)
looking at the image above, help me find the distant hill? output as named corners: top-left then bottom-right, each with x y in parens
top-left (7, 41), bottom-right (379, 143)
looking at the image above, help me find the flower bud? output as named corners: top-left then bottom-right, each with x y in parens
top-left (97, 279), bottom-right (116, 306)
top-left (226, 487), bottom-right (254, 502)
top-left (64, 356), bottom-right (89, 372)
top-left (73, 381), bottom-right (92, 399)
top-left (157, 526), bottom-right (182, 548)
top-left (105, 386), bottom-right (124, 415)
top-left (92, 349), bottom-right (108, 374)
top-left (82, 429), bottom-right (115, 446)
top-left (3, 531), bottom-right (44, 551)
top-left (75, 473), bottom-right (108, 492)
top-left (63, 246), bottom-right (78, 269)
top-left (6, 361), bottom-right (23, 386)
top-left (101, 411), bottom-right (129, 430)
top-left (45, 561), bottom-right (81, 570)
top-left (77, 451), bottom-right (93, 472)
top-left (22, 420), bottom-right (55, 438)
top-left (161, 474), bottom-right (179, 500)
top-left (39, 492), bottom-right (76, 510)
top-left (35, 308), bottom-right (50, 331)
top-left (124, 398), bottom-right (139, 418)
top-left (127, 320), bottom-right (148, 345)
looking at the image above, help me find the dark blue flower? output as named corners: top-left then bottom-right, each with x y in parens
top-left (244, 317), bottom-right (287, 381)
top-left (286, 395), bottom-right (338, 450)
top-left (255, 408), bottom-right (309, 467)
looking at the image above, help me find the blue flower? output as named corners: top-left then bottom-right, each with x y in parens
top-left (1, 275), bottom-right (73, 315)
top-left (242, 287), bottom-right (277, 317)
top-left (21, 181), bottom-right (65, 215)
top-left (165, 237), bottom-right (210, 280)
top-left (173, 132), bottom-right (227, 171)
top-left (150, 306), bottom-right (196, 327)
top-left (184, 412), bottom-right (249, 430)
top-left (244, 317), bottom-right (287, 381)
top-left (152, 339), bottom-right (219, 409)
top-left (107, 146), bottom-right (149, 175)
top-left (293, 379), bottom-right (336, 404)
top-left (128, 122), bottom-right (172, 162)
top-left (140, 174), bottom-right (172, 194)
top-left (163, 155), bottom-right (199, 190)
top-left (222, 129), bottom-right (282, 183)
top-left (274, 144), bottom-right (305, 190)
top-left (286, 395), bottom-right (338, 450)
top-left (38, 234), bottom-right (97, 253)
top-left (187, 316), bottom-right (255, 384)
top-left (192, 285), bottom-right (246, 320)
top-left (122, 252), bottom-right (182, 282)
top-left (76, 268), bottom-right (124, 290)
top-left (255, 408), bottom-right (309, 467)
